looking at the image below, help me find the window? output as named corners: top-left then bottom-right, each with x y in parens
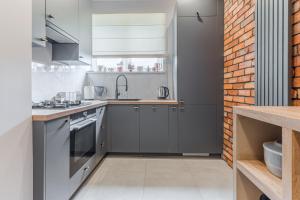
top-left (93, 57), bottom-right (165, 73)
top-left (92, 13), bottom-right (167, 73)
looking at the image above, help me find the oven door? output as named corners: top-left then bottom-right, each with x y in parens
top-left (70, 117), bottom-right (97, 177)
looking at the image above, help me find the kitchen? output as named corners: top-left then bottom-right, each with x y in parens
top-left (0, 0), bottom-right (298, 200)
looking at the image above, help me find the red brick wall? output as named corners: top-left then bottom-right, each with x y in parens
top-left (224, 0), bottom-right (300, 167)
top-left (223, 0), bottom-right (256, 167)
top-left (292, 0), bottom-right (300, 105)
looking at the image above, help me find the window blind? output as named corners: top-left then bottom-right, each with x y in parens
top-left (92, 13), bottom-right (167, 56)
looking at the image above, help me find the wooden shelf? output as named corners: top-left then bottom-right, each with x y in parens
top-left (237, 160), bottom-right (283, 200)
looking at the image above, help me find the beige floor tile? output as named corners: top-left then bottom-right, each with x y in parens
top-left (73, 156), bottom-right (233, 200)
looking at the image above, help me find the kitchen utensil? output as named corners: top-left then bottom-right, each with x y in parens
top-left (84, 86), bottom-right (107, 100)
top-left (157, 86), bottom-right (169, 99)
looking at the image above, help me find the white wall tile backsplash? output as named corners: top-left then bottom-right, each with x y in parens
top-left (87, 72), bottom-right (171, 99)
top-left (32, 63), bottom-right (90, 102)
top-left (32, 44), bottom-right (91, 102)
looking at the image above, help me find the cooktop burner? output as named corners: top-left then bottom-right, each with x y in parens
top-left (32, 100), bottom-right (91, 109)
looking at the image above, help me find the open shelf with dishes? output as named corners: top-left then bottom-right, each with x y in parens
top-left (233, 107), bottom-right (300, 200)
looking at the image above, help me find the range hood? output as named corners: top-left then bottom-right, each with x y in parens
top-left (47, 21), bottom-right (90, 66)
top-left (52, 43), bottom-right (90, 66)
top-left (46, 21), bottom-right (79, 44)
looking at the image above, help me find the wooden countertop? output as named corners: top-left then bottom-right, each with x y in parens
top-left (107, 99), bottom-right (178, 105)
top-left (32, 101), bottom-right (108, 122)
top-left (234, 106), bottom-right (300, 132)
top-left (32, 99), bottom-right (178, 122)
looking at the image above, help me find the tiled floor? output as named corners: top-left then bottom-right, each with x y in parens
top-left (73, 156), bottom-right (233, 200)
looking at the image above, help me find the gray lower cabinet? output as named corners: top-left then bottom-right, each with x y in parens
top-left (140, 105), bottom-right (169, 153)
top-left (45, 117), bottom-right (70, 200)
top-left (33, 117), bottom-right (70, 200)
top-left (96, 107), bottom-right (106, 161)
top-left (178, 105), bottom-right (221, 153)
top-left (108, 105), bottom-right (140, 152)
top-left (168, 106), bottom-right (179, 153)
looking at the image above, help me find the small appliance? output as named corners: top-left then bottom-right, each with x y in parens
top-left (84, 86), bottom-right (107, 100)
top-left (157, 86), bottom-right (169, 99)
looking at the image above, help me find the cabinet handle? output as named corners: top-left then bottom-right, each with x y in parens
top-left (47, 14), bottom-right (55, 19)
top-left (179, 107), bottom-right (185, 112)
top-left (152, 106), bottom-right (157, 111)
top-left (197, 12), bottom-right (203, 22)
top-left (171, 106), bottom-right (177, 111)
top-left (133, 106), bottom-right (139, 111)
top-left (179, 100), bottom-right (184, 106)
top-left (79, 56), bottom-right (84, 59)
top-left (83, 166), bottom-right (90, 175)
top-left (38, 37), bottom-right (48, 42)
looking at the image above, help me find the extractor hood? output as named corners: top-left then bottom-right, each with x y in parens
top-left (52, 43), bottom-right (90, 66)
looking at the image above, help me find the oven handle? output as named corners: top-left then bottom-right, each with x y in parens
top-left (70, 118), bottom-right (97, 132)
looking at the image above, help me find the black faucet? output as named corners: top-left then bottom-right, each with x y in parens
top-left (115, 74), bottom-right (128, 99)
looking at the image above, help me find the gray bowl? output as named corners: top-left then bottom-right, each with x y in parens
top-left (263, 141), bottom-right (282, 178)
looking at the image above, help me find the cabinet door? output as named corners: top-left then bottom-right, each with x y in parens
top-left (46, 0), bottom-right (79, 40)
top-left (96, 107), bottom-right (106, 160)
top-left (169, 106), bottom-right (179, 153)
top-left (100, 109), bottom-right (108, 155)
top-left (177, 16), bottom-right (219, 105)
top-left (178, 105), bottom-right (221, 153)
top-left (109, 105), bottom-right (140, 152)
top-left (45, 117), bottom-right (70, 200)
top-left (140, 105), bottom-right (169, 153)
top-left (32, 0), bottom-right (46, 46)
top-left (79, 0), bottom-right (92, 64)
top-left (177, 0), bottom-right (217, 17)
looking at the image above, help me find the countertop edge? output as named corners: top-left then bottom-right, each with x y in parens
top-left (32, 100), bottom-right (179, 122)
top-left (233, 106), bottom-right (300, 132)
top-left (32, 101), bottom-right (108, 122)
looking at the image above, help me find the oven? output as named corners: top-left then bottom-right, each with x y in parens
top-left (69, 109), bottom-right (97, 177)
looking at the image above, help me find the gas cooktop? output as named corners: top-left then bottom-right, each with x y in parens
top-left (32, 100), bottom-right (91, 109)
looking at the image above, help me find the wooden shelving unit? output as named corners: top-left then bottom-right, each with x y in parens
top-left (233, 106), bottom-right (300, 200)
top-left (237, 160), bottom-right (282, 200)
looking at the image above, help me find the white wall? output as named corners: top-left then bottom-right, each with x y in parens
top-left (0, 0), bottom-right (33, 199)
top-left (32, 44), bottom-right (91, 102)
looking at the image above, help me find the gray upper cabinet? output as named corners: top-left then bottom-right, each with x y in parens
top-left (178, 105), bottom-right (219, 153)
top-left (177, 0), bottom-right (223, 154)
top-left (109, 105), bottom-right (140, 153)
top-left (140, 105), bottom-right (169, 153)
top-left (177, 0), bottom-right (217, 17)
top-left (32, 0), bottom-right (46, 46)
top-left (177, 17), bottom-right (218, 105)
top-left (45, 117), bottom-right (70, 200)
top-left (46, 0), bottom-right (79, 41)
top-left (79, 0), bottom-right (92, 65)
